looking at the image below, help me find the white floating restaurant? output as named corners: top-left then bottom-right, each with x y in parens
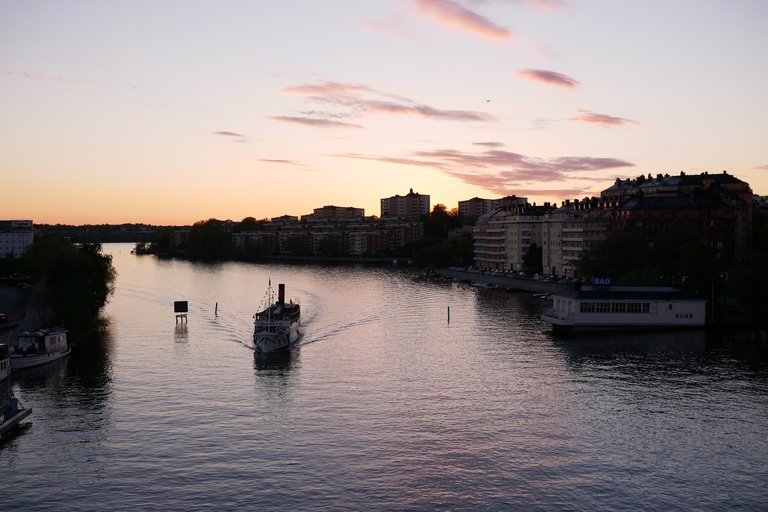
top-left (541, 285), bottom-right (706, 333)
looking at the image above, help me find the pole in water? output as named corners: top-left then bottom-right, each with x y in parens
top-left (215, 302), bottom-right (218, 316)
top-left (447, 306), bottom-right (450, 323)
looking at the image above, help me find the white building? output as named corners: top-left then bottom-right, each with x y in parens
top-left (473, 206), bottom-right (547, 271)
top-left (0, 220), bottom-right (33, 257)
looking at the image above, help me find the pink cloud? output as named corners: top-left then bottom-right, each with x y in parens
top-left (257, 159), bottom-right (303, 166)
top-left (569, 109), bottom-right (638, 127)
top-left (754, 164), bottom-right (768, 170)
top-left (473, 141), bottom-right (505, 148)
top-left (516, 69), bottom-right (579, 88)
top-left (270, 116), bottom-right (364, 129)
top-left (213, 131), bottom-right (245, 138)
top-left (525, 0), bottom-right (569, 11)
top-left (277, 81), bottom-right (495, 126)
top-left (282, 82), bottom-right (373, 96)
top-left (412, 0), bottom-right (512, 40)
top-left (337, 147), bottom-right (633, 199)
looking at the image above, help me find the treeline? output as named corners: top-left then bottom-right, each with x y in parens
top-left (1, 239), bottom-right (116, 333)
top-left (140, 205), bottom-right (475, 268)
top-left (578, 209), bottom-right (768, 325)
top-left (36, 223), bottom-right (170, 243)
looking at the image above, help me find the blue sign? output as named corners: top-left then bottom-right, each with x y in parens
top-left (592, 277), bottom-right (612, 286)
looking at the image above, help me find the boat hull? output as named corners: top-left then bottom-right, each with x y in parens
top-left (0, 358), bottom-right (10, 382)
top-left (254, 323), bottom-right (300, 353)
top-left (10, 348), bottom-right (71, 370)
top-left (0, 402), bottom-right (32, 436)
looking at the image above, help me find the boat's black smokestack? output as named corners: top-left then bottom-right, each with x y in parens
top-left (278, 284), bottom-right (285, 304)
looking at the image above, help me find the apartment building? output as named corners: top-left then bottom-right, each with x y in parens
top-left (380, 189), bottom-right (430, 221)
top-left (459, 195), bottom-right (527, 220)
top-left (473, 205), bottom-right (549, 271)
top-left (0, 220), bottom-right (34, 257)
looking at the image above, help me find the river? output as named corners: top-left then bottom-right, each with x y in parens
top-left (2, 243), bottom-right (767, 511)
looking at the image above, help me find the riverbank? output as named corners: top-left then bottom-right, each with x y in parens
top-left (434, 268), bottom-right (566, 294)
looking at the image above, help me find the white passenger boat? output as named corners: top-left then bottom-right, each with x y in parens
top-left (0, 396), bottom-right (31, 435)
top-left (0, 344), bottom-right (10, 381)
top-left (10, 327), bottom-right (70, 369)
top-left (541, 285), bottom-right (706, 333)
top-left (253, 283), bottom-right (301, 353)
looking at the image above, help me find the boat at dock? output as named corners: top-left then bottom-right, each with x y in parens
top-left (10, 327), bottom-right (70, 370)
top-left (0, 396), bottom-right (31, 436)
top-left (253, 282), bottom-right (301, 353)
top-left (0, 344), bottom-right (10, 381)
top-left (541, 285), bottom-right (706, 334)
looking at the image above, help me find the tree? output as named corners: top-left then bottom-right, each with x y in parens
top-left (578, 231), bottom-right (650, 281)
top-left (423, 204), bottom-right (462, 238)
top-left (24, 238), bottom-right (116, 332)
top-left (282, 235), bottom-right (309, 256)
top-left (522, 243), bottom-right (543, 273)
top-left (317, 237), bottom-right (342, 257)
top-left (188, 219), bottom-right (232, 260)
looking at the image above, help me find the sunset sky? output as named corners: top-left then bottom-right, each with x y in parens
top-left (2, 0), bottom-right (767, 225)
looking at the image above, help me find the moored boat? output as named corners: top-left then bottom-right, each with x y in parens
top-left (253, 282), bottom-right (301, 353)
top-left (0, 344), bottom-right (10, 381)
top-left (0, 396), bottom-right (31, 436)
top-left (10, 327), bottom-right (70, 370)
top-left (541, 285), bottom-right (706, 333)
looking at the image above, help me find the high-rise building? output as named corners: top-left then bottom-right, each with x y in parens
top-left (380, 189), bottom-right (430, 221)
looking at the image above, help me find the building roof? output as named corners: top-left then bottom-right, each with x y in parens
top-left (556, 286), bottom-right (704, 301)
top-left (616, 194), bottom-right (726, 210)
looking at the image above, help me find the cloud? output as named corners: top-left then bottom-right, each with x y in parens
top-left (276, 80), bottom-right (495, 127)
top-left (336, 147), bottom-right (633, 199)
top-left (569, 109), bottom-right (638, 127)
top-left (412, 0), bottom-right (512, 40)
top-left (257, 159), bottom-right (303, 166)
top-left (525, 0), bottom-right (570, 11)
top-left (282, 82), bottom-right (374, 97)
top-left (515, 69), bottom-right (579, 88)
top-left (270, 116), bottom-right (364, 129)
top-left (754, 164), bottom-right (768, 170)
top-left (213, 131), bottom-right (246, 138)
top-left (473, 141), bottom-right (505, 148)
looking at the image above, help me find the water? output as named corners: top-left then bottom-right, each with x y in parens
top-left (2, 243), bottom-right (767, 511)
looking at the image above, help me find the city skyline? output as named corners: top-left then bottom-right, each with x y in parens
top-left (2, 0), bottom-right (767, 225)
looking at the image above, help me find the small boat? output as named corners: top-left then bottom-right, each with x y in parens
top-left (0, 344), bottom-right (10, 381)
top-left (0, 396), bottom-right (32, 435)
top-left (253, 282), bottom-right (301, 353)
top-left (10, 327), bottom-right (70, 370)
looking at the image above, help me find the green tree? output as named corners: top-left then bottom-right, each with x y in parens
top-left (423, 204), bottom-right (462, 238)
top-left (578, 231), bottom-right (650, 281)
top-left (522, 243), bottom-right (543, 273)
top-left (188, 219), bottom-right (232, 261)
top-left (24, 238), bottom-right (116, 332)
top-left (282, 235), bottom-right (309, 256)
top-left (317, 237), bottom-right (342, 257)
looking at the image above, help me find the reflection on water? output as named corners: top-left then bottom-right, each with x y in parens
top-left (173, 323), bottom-right (188, 343)
top-left (2, 244), bottom-right (768, 512)
top-left (254, 346), bottom-right (300, 373)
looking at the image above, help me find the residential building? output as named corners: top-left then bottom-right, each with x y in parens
top-left (381, 189), bottom-right (430, 221)
top-left (459, 195), bottom-right (527, 221)
top-left (0, 220), bottom-right (34, 257)
top-left (473, 204), bottom-right (550, 271)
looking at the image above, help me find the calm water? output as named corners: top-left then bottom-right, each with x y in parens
top-left (2, 243), bottom-right (767, 511)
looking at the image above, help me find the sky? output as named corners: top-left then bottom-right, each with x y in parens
top-left (1, 0), bottom-right (767, 225)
